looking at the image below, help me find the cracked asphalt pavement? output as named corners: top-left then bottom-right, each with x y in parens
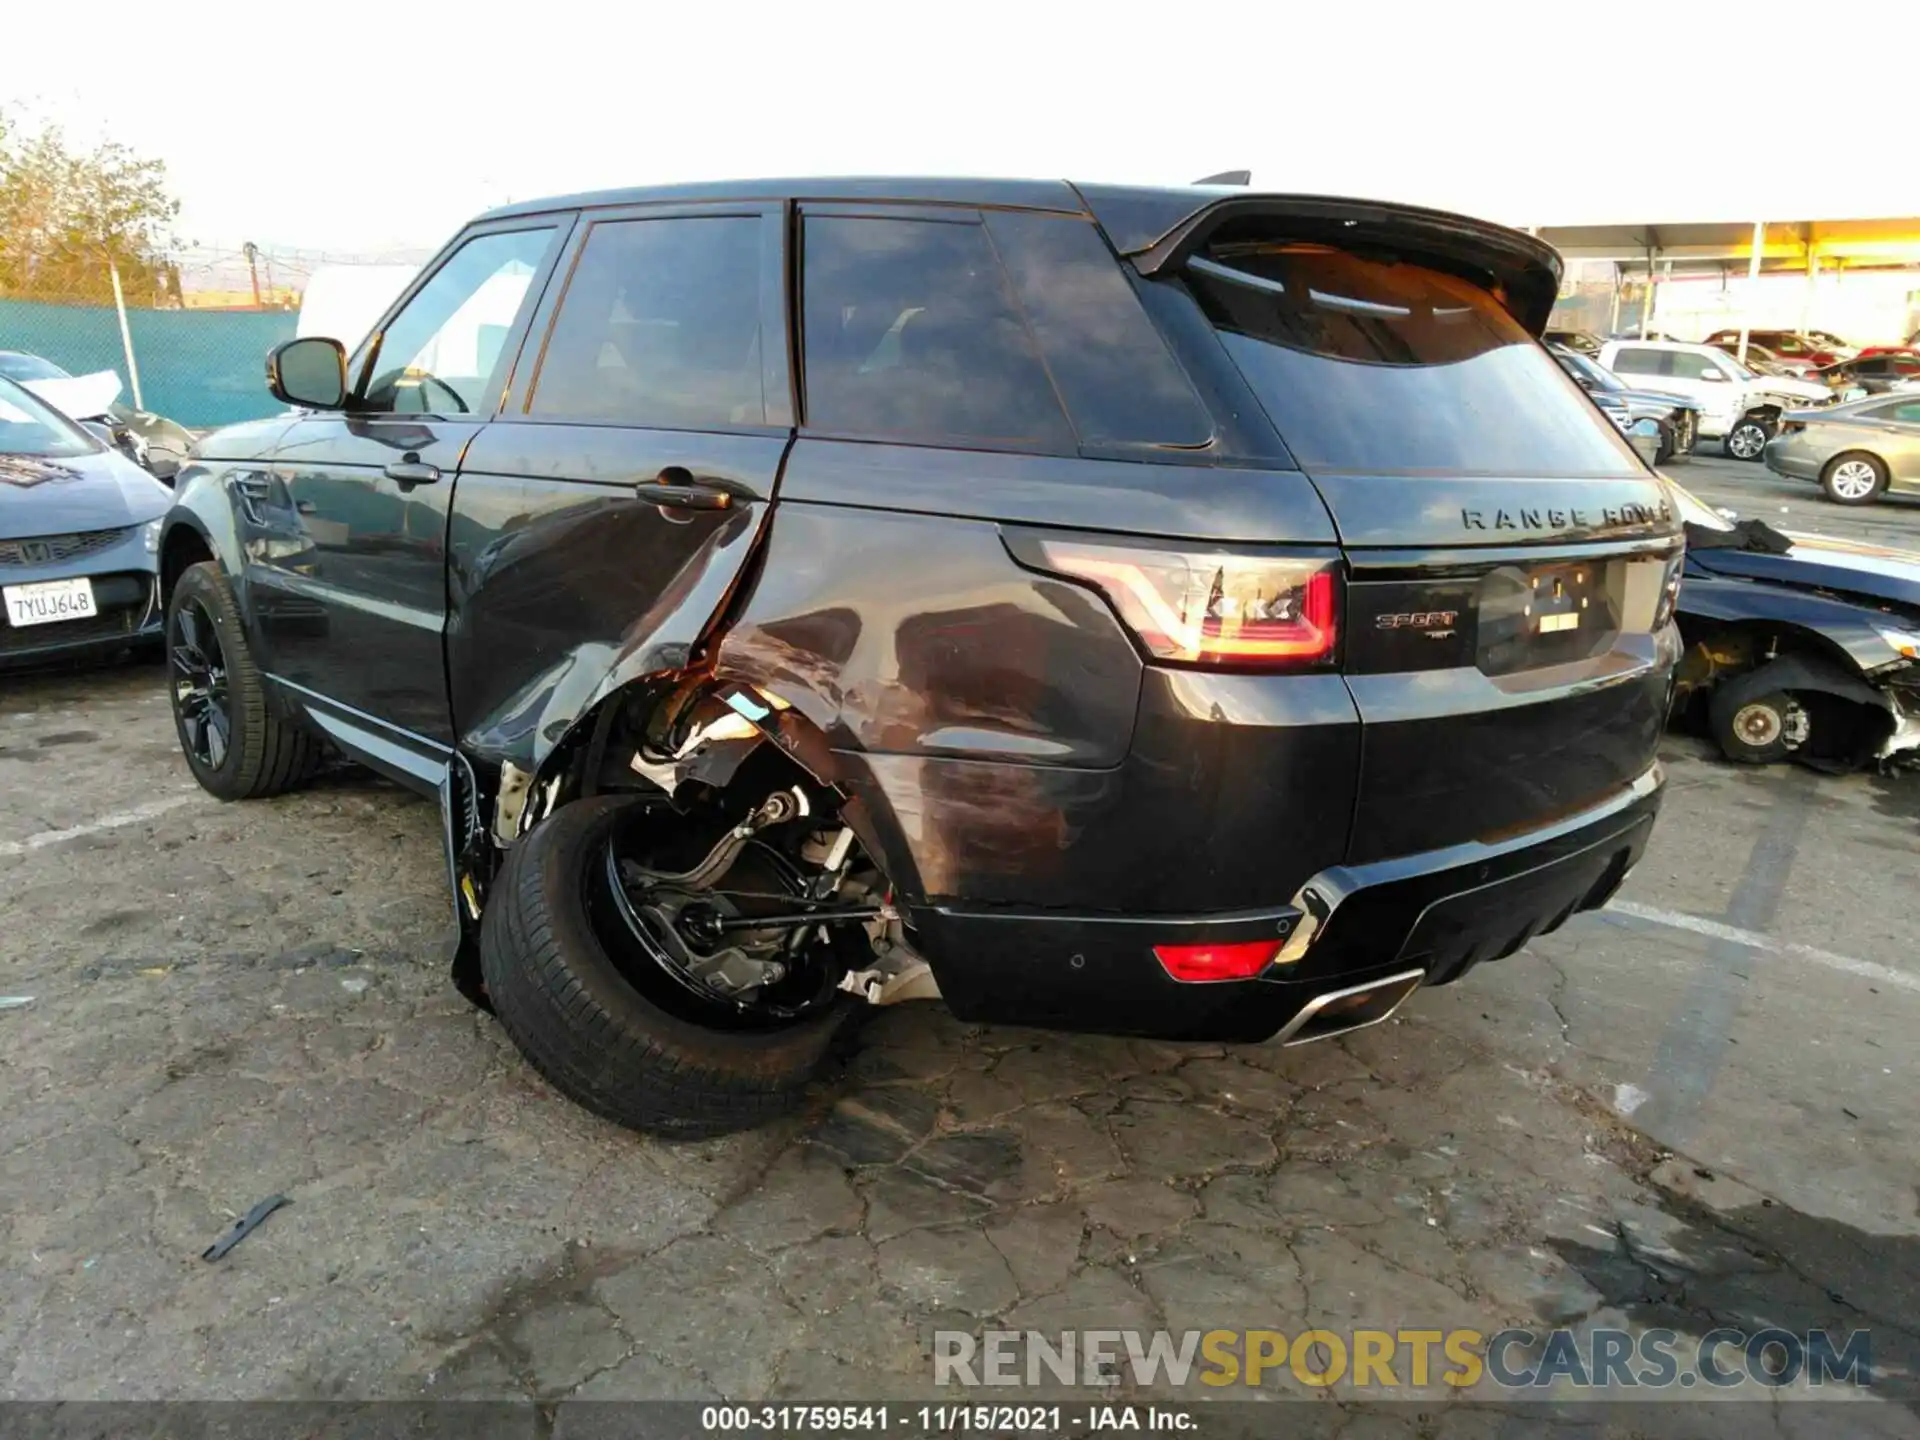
top-left (3, 513), bottom-right (1917, 1429)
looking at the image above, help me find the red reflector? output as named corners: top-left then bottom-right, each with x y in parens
top-left (1153, 939), bottom-right (1281, 983)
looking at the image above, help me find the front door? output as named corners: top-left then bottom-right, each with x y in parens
top-left (445, 204), bottom-right (793, 764)
top-left (250, 222), bottom-right (567, 747)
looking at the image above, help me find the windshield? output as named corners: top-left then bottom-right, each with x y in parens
top-left (1554, 346), bottom-right (1627, 393)
top-left (0, 352), bottom-right (72, 384)
top-left (1664, 478), bottom-right (1734, 532)
top-left (1186, 246), bottom-right (1640, 476)
top-left (0, 375), bottom-right (100, 459)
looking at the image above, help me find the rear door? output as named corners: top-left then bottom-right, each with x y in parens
top-left (445, 203), bottom-right (791, 763)
top-left (1181, 242), bottom-right (1681, 863)
top-left (1868, 398), bottom-right (1920, 485)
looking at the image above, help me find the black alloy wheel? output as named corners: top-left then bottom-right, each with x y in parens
top-left (165, 560), bottom-right (323, 800)
top-left (170, 596), bottom-right (232, 770)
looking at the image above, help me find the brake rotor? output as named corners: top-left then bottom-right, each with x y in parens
top-left (600, 838), bottom-right (845, 1024)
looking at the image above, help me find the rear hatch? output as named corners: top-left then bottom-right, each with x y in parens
top-left (1176, 222), bottom-right (1682, 863)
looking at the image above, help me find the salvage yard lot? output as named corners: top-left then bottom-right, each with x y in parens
top-left (2, 466), bottom-right (1917, 1425)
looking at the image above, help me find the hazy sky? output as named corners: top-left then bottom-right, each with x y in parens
top-left (7, 0), bottom-right (1915, 254)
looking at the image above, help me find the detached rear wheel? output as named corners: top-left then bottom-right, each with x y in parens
top-left (479, 795), bottom-right (857, 1138)
top-left (167, 561), bottom-right (322, 800)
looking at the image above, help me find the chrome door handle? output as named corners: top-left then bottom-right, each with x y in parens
top-left (633, 467), bottom-right (736, 511)
top-left (384, 459), bottom-right (441, 485)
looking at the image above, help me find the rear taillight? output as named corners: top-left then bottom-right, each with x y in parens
top-left (1023, 538), bottom-right (1339, 670)
top-left (1153, 939), bottom-right (1281, 983)
top-left (1653, 551), bottom-right (1684, 629)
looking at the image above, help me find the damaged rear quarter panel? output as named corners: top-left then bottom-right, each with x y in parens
top-left (712, 498), bottom-right (1148, 902)
top-left (714, 502), bottom-right (1142, 762)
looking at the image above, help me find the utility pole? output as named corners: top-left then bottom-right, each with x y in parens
top-left (107, 258), bottom-right (144, 410)
top-left (244, 241), bottom-right (262, 308)
top-left (1737, 220), bottom-right (1764, 364)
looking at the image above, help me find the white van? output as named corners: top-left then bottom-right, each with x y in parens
top-left (1596, 340), bottom-right (1829, 460)
top-left (296, 265), bottom-right (420, 353)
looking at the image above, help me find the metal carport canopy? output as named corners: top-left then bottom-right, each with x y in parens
top-left (1530, 215), bottom-right (1920, 352)
top-left (1536, 217), bottom-right (1920, 267)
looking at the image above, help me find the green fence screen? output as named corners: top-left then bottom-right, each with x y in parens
top-left (0, 298), bottom-right (295, 429)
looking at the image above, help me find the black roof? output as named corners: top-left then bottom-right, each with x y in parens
top-left (476, 177), bottom-right (1564, 333)
top-left (477, 176), bottom-right (1093, 224)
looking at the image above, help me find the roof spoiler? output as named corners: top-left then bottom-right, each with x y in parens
top-left (1074, 185), bottom-right (1564, 337)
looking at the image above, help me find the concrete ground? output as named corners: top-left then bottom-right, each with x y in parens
top-left (2, 472), bottom-right (1917, 1431)
top-left (1671, 450), bottom-right (1920, 549)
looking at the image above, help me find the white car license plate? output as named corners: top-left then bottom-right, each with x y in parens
top-left (3, 577), bottom-right (98, 628)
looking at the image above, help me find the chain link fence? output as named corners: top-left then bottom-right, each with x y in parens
top-left (0, 245), bottom-right (428, 429)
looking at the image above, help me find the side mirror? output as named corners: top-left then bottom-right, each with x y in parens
top-left (1626, 418), bottom-right (1662, 467)
top-left (1698, 370), bottom-right (1728, 382)
top-left (267, 337), bottom-right (348, 409)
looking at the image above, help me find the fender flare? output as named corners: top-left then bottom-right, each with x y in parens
top-left (1715, 651), bottom-right (1894, 732)
top-left (1676, 578), bottom-right (1901, 676)
top-left (157, 508), bottom-right (242, 600)
top-left (522, 673), bottom-right (929, 907)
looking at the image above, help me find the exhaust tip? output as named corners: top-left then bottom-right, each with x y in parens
top-left (1273, 969), bottom-right (1425, 1047)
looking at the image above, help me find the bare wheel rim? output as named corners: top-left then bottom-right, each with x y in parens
top-left (1729, 424), bottom-right (1766, 458)
top-left (170, 597), bottom-right (232, 769)
top-left (1830, 460), bottom-right (1878, 499)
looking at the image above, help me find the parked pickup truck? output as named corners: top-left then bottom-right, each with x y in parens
top-left (1598, 339), bottom-right (1831, 461)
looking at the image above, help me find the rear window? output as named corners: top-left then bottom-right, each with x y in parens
top-left (1186, 246), bottom-right (1637, 476)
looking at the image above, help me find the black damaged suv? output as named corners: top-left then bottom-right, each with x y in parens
top-left (160, 179), bottom-right (1683, 1135)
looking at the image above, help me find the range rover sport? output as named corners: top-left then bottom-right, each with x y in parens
top-left (159, 179), bottom-right (1683, 1136)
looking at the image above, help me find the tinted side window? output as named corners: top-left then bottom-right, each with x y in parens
top-left (983, 210), bottom-right (1212, 449)
top-left (530, 216), bottom-right (766, 428)
top-left (1611, 347), bottom-right (1668, 377)
top-left (1853, 357), bottom-right (1892, 376)
top-left (1667, 350), bottom-right (1728, 382)
top-left (801, 215), bottom-right (1072, 448)
top-left (358, 227), bottom-right (555, 415)
top-left (1873, 400), bottom-right (1920, 424)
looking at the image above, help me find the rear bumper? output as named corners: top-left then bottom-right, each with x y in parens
top-left (909, 763), bottom-right (1662, 1042)
top-left (1762, 437), bottom-right (1823, 480)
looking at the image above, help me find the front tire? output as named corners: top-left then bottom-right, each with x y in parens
top-left (479, 795), bottom-right (855, 1138)
top-left (1708, 688), bottom-right (1807, 765)
top-left (1724, 418), bottom-right (1771, 461)
top-left (166, 561), bottom-right (323, 800)
top-left (1820, 452), bottom-right (1888, 506)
